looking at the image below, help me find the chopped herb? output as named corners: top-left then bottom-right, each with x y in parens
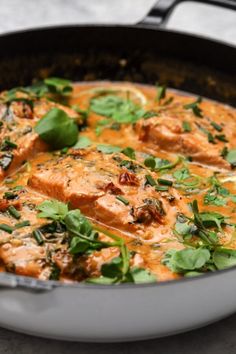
top-left (155, 185), bottom-right (169, 192)
top-left (215, 134), bottom-right (228, 142)
top-left (157, 178), bottom-right (173, 186)
top-left (0, 223), bottom-right (13, 233)
top-left (8, 206), bottom-right (21, 220)
top-left (35, 108), bottom-right (79, 149)
top-left (121, 147), bottom-right (136, 160)
top-left (3, 191), bottom-right (17, 200)
top-left (207, 132), bottom-right (216, 144)
top-left (142, 111), bottom-right (158, 119)
top-left (156, 84), bottom-right (166, 102)
top-left (210, 121), bottom-right (223, 132)
top-left (173, 168), bottom-right (190, 181)
top-left (1, 139), bottom-right (17, 151)
top-left (33, 229), bottom-right (44, 245)
top-left (15, 220), bottom-right (30, 229)
top-left (144, 156), bottom-right (180, 172)
top-left (221, 146), bottom-right (228, 158)
top-left (49, 263), bottom-right (61, 280)
top-left (43, 77), bottom-right (72, 96)
top-left (116, 195), bottom-right (129, 205)
top-left (184, 97), bottom-right (203, 117)
top-left (145, 174), bottom-right (157, 186)
top-left (182, 121), bottom-right (191, 132)
top-left (120, 160), bottom-right (140, 172)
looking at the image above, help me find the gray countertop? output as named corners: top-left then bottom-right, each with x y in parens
top-left (0, 1), bottom-right (236, 353)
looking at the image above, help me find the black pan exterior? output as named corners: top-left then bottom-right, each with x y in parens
top-left (0, 25), bottom-right (235, 105)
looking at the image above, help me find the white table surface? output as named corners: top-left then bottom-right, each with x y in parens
top-left (0, 1), bottom-right (236, 353)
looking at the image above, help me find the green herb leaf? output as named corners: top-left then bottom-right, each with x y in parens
top-left (97, 144), bottom-right (121, 154)
top-left (44, 77), bottom-right (72, 96)
top-left (121, 147), bottom-right (136, 160)
top-left (184, 97), bottom-right (203, 117)
top-left (163, 248), bottom-right (210, 273)
top-left (73, 136), bottom-right (92, 149)
top-left (37, 200), bottom-right (69, 221)
top-left (129, 267), bottom-right (156, 283)
top-left (225, 149), bottom-right (236, 167)
top-left (35, 108), bottom-right (78, 149)
top-left (182, 121), bottom-right (191, 132)
top-left (90, 95), bottom-right (145, 124)
top-left (156, 84), bottom-right (166, 102)
top-left (213, 248), bottom-right (236, 270)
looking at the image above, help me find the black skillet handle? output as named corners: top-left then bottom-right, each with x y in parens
top-left (141, 0), bottom-right (236, 27)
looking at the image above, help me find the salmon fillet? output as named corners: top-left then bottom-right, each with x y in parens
top-left (28, 148), bottom-right (185, 239)
top-left (135, 108), bottom-right (234, 170)
top-left (0, 100), bottom-right (77, 180)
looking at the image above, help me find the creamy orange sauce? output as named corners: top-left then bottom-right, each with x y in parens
top-left (1, 81), bottom-right (236, 283)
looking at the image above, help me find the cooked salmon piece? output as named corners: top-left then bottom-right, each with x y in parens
top-left (28, 148), bottom-right (185, 239)
top-left (0, 99), bottom-right (78, 180)
top-left (134, 93), bottom-right (236, 170)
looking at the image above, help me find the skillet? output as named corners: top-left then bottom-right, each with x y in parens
top-left (0, 0), bottom-right (236, 342)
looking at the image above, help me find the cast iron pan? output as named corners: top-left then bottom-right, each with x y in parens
top-left (0, 0), bottom-right (235, 106)
top-left (0, 0), bottom-right (236, 291)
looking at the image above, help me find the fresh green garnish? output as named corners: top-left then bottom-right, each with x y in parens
top-left (156, 84), bottom-right (166, 102)
top-left (97, 144), bottom-right (121, 154)
top-left (44, 77), bottom-right (72, 96)
top-left (210, 121), bottom-right (223, 132)
top-left (73, 136), bottom-right (92, 149)
top-left (90, 95), bottom-right (145, 124)
top-left (155, 185), bottom-right (169, 192)
top-left (8, 206), bottom-right (20, 220)
top-left (121, 147), bottom-right (136, 160)
top-left (35, 108), bottom-right (78, 149)
top-left (184, 97), bottom-right (203, 117)
top-left (144, 156), bottom-right (180, 172)
top-left (182, 121), bottom-right (191, 132)
top-left (204, 175), bottom-right (229, 206)
top-left (163, 248), bottom-right (211, 273)
top-left (225, 149), bottom-right (236, 168)
top-left (36, 199), bottom-right (69, 221)
top-left (33, 229), bottom-right (44, 245)
top-left (116, 195), bottom-right (129, 205)
top-left (0, 223), bottom-right (13, 233)
top-left (157, 178), bottom-right (173, 186)
top-left (213, 248), bottom-right (236, 270)
top-left (36, 200), bottom-right (155, 284)
top-left (15, 220), bottom-right (30, 229)
top-left (1, 139), bottom-right (18, 151)
top-left (145, 174), bottom-right (157, 187)
top-left (215, 134), bottom-right (228, 142)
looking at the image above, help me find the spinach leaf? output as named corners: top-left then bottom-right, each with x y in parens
top-left (213, 248), bottom-right (236, 270)
top-left (90, 94), bottom-right (145, 124)
top-left (35, 108), bottom-right (78, 149)
top-left (73, 136), bottom-right (92, 149)
top-left (129, 267), bottom-right (156, 284)
top-left (163, 248), bottom-right (210, 273)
